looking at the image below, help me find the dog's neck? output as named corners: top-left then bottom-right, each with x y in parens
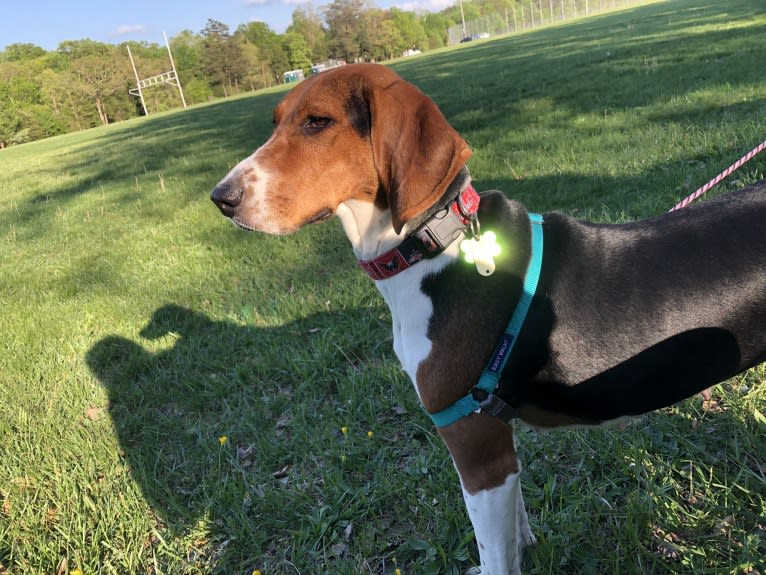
top-left (336, 167), bottom-right (472, 262)
top-left (335, 199), bottom-right (404, 262)
top-left (335, 169), bottom-right (471, 389)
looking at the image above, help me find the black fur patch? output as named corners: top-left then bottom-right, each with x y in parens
top-left (346, 86), bottom-right (371, 137)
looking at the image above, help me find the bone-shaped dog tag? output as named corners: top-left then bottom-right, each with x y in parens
top-left (460, 231), bottom-right (500, 276)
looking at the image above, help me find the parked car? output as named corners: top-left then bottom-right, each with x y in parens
top-left (460, 33), bottom-right (490, 43)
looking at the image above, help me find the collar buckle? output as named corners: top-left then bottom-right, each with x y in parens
top-left (414, 204), bottom-right (469, 253)
top-left (414, 184), bottom-right (481, 252)
top-left (358, 184), bottom-right (480, 281)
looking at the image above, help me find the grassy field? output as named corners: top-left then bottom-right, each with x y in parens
top-left (1, 0), bottom-right (765, 573)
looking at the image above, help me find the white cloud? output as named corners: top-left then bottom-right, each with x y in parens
top-left (110, 24), bottom-right (147, 38)
top-left (392, 0), bottom-right (453, 12)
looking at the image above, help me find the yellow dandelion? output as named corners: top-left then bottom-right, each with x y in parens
top-left (395, 568), bottom-right (402, 575)
top-left (367, 430), bottom-right (374, 439)
top-left (340, 426), bottom-right (349, 436)
top-left (70, 570), bottom-right (85, 575)
top-left (252, 570), bottom-right (262, 575)
top-left (218, 435), bottom-right (228, 446)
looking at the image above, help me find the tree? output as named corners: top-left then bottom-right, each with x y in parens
top-left (1, 43), bottom-right (46, 62)
top-left (0, 59), bottom-right (67, 144)
top-left (54, 40), bottom-right (131, 126)
top-left (389, 8), bottom-right (428, 52)
top-left (287, 7), bottom-right (328, 63)
top-left (37, 66), bottom-right (89, 132)
top-left (169, 30), bottom-right (210, 104)
top-left (171, 30), bottom-right (205, 81)
top-left (234, 41), bottom-right (263, 91)
top-left (0, 103), bottom-right (23, 147)
top-left (282, 32), bottom-right (313, 72)
top-left (236, 22), bottom-right (289, 86)
top-left (360, 10), bottom-right (402, 61)
top-left (201, 19), bottom-right (247, 96)
top-left (423, 13), bottom-right (453, 49)
top-left (57, 39), bottom-right (112, 59)
top-left (324, 0), bottom-right (374, 61)
top-left (442, 1), bottom-right (483, 34)
top-left (69, 52), bottom-right (128, 125)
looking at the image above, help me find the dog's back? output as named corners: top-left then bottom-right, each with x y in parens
top-left (504, 181), bottom-right (766, 424)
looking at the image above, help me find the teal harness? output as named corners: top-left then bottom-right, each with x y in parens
top-left (428, 213), bottom-right (544, 428)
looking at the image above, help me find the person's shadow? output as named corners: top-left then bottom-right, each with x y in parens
top-left (86, 303), bottom-right (392, 572)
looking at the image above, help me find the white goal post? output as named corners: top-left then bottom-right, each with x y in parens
top-left (128, 31), bottom-right (187, 116)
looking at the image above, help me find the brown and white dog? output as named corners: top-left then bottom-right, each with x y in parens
top-left (210, 63), bottom-right (766, 574)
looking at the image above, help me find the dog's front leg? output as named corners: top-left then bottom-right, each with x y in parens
top-left (461, 468), bottom-right (535, 575)
top-left (439, 414), bottom-right (536, 575)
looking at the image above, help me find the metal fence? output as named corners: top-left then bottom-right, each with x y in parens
top-left (448, 0), bottom-right (650, 45)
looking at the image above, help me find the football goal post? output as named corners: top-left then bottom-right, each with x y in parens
top-left (128, 31), bottom-right (187, 116)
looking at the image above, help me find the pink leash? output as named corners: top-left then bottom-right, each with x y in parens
top-left (669, 138), bottom-right (766, 212)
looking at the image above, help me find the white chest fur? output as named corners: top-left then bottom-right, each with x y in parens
top-left (374, 260), bottom-right (444, 397)
top-left (336, 199), bottom-right (459, 399)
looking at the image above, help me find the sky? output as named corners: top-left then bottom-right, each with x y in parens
top-left (0, 0), bottom-right (454, 52)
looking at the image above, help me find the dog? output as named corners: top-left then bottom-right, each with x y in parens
top-left (210, 63), bottom-right (766, 574)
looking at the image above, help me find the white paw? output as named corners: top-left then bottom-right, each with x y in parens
top-left (523, 529), bottom-right (537, 547)
top-left (518, 499), bottom-right (537, 547)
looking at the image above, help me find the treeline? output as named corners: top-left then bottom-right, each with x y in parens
top-left (0, 0), bottom-right (514, 147)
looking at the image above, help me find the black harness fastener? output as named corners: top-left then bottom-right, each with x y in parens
top-left (471, 388), bottom-right (520, 422)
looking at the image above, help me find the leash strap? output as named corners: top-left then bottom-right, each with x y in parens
top-left (428, 213), bottom-right (544, 428)
top-left (669, 138), bottom-right (766, 211)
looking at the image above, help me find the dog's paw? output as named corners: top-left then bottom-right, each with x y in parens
top-left (521, 527), bottom-right (537, 547)
top-left (518, 504), bottom-right (537, 548)
top-left (464, 568), bottom-right (481, 575)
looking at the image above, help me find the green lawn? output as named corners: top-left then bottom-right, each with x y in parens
top-left (1, 1), bottom-right (765, 573)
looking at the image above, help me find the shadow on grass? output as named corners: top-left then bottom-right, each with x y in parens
top-left (85, 302), bottom-right (394, 573)
top-left (84, 302), bottom-right (766, 573)
top-left (83, 295), bottom-right (766, 573)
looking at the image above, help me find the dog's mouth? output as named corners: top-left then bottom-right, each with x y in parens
top-left (302, 208), bottom-right (333, 226)
top-left (231, 217), bottom-right (257, 232)
top-left (229, 207), bottom-right (332, 235)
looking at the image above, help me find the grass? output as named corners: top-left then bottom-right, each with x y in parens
top-left (1, 0), bottom-right (765, 573)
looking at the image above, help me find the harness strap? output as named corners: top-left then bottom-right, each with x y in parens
top-left (428, 213), bottom-right (544, 428)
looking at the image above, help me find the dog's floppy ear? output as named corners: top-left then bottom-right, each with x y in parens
top-left (367, 78), bottom-right (472, 234)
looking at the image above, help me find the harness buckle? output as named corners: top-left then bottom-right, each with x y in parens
top-left (471, 388), bottom-right (519, 422)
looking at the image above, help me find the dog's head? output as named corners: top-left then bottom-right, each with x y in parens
top-left (210, 63), bottom-right (471, 235)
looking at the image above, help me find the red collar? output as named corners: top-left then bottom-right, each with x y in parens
top-left (358, 184), bottom-right (480, 281)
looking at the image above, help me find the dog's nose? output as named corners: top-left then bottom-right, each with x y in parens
top-left (210, 180), bottom-right (243, 218)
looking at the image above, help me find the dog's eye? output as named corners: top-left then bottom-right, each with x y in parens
top-left (303, 115), bottom-right (333, 134)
